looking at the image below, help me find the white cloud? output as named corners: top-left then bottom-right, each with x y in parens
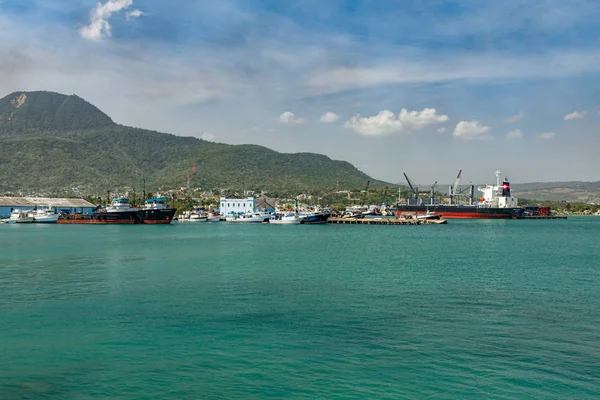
top-left (80, 0), bottom-right (141, 41)
top-left (436, 127), bottom-right (446, 134)
top-left (538, 132), bottom-right (557, 139)
top-left (504, 112), bottom-right (525, 123)
top-left (201, 132), bottom-right (216, 141)
top-left (506, 129), bottom-right (523, 139)
top-left (320, 111), bottom-right (340, 123)
top-left (344, 108), bottom-right (448, 136)
top-left (453, 120), bottom-right (492, 140)
top-left (125, 9), bottom-right (144, 20)
top-left (564, 110), bottom-right (587, 120)
top-left (279, 111), bottom-right (306, 124)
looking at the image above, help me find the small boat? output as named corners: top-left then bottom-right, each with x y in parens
top-left (6, 209), bottom-right (34, 223)
top-left (206, 213), bottom-right (221, 222)
top-left (416, 211), bottom-right (443, 221)
top-left (178, 210), bottom-right (208, 222)
top-left (32, 207), bottom-right (60, 223)
top-left (225, 212), bottom-right (270, 223)
top-left (300, 210), bottom-right (331, 224)
top-left (269, 212), bottom-right (301, 225)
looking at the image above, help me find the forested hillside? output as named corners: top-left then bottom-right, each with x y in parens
top-left (0, 91), bottom-right (386, 196)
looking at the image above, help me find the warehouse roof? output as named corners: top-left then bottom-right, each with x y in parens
top-left (0, 197), bottom-right (95, 207)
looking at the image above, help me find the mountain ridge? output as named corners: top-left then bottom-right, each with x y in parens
top-left (0, 91), bottom-right (115, 135)
top-left (0, 91), bottom-right (388, 196)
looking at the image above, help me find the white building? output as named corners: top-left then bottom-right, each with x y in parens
top-left (219, 197), bottom-right (257, 215)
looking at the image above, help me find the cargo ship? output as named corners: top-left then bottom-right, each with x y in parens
top-left (393, 171), bottom-right (525, 219)
top-left (58, 197), bottom-right (176, 224)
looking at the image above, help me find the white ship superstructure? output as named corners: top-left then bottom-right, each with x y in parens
top-left (477, 171), bottom-right (518, 208)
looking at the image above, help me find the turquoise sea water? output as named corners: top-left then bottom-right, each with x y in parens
top-left (1, 218), bottom-right (600, 399)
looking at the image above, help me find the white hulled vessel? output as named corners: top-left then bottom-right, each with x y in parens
top-left (7, 209), bottom-right (34, 223)
top-left (225, 212), bottom-right (270, 223)
top-left (33, 207), bottom-right (60, 223)
top-left (178, 210), bottom-right (208, 222)
top-left (269, 212), bottom-right (301, 224)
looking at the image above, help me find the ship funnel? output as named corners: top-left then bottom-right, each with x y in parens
top-left (502, 178), bottom-right (511, 197)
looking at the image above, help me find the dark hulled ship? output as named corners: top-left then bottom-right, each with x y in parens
top-left (393, 171), bottom-right (525, 219)
top-left (58, 197), bottom-right (175, 224)
top-left (300, 211), bottom-right (331, 224)
top-left (138, 197), bottom-right (176, 224)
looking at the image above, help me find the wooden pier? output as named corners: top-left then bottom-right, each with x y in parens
top-left (327, 217), bottom-right (447, 225)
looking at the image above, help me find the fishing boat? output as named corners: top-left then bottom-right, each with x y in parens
top-left (32, 207), bottom-right (60, 223)
top-left (299, 210), bottom-right (331, 224)
top-left (206, 213), bottom-right (221, 222)
top-left (415, 211), bottom-right (443, 221)
top-left (5, 209), bottom-right (34, 223)
top-left (269, 212), bottom-right (301, 225)
top-left (178, 210), bottom-right (208, 222)
top-left (225, 212), bottom-right (271, 223)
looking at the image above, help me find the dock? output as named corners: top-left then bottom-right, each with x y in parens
top-left (327, 217), bottom-right (447, 225)
top-left (517, 216), bottom-right (568, 220)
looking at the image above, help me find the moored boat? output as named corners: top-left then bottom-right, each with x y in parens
top-left (58, 197), bottom-right (140, 224)
top-left (178, 210), bottom-right (208, 222)
top-left (6, 209), bottom-right (34, 223)
top-left (299, 210), bottom-right (331, 224)
top-left (139, 197), bottom-right (176, 224)
top-left (393, 171), bottom-right (525, 219)
top-left (415, 211), bottom-right (443, 221)
top-left (225, 212), bottom-right (271, 223)
top-left (32, 207), bottom-right (60, 223)
top-left (206, 213), bottom-right (221, 222)
top-left (269, 212), bottom-right (301, 224)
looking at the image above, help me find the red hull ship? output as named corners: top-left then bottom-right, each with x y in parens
top-left (394, 170), bottom-right (525, 219)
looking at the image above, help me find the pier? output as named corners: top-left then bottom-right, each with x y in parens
top-left (327, 217), bottom-right (447, 225)
top-left (517, 216), bottom-right (568, 220)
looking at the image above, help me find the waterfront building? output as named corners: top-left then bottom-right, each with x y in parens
top-left (256, 196), bottom-right (276, 213)
top-left (0, 197), bottom-right (95, 218)
top-left (219, 197), bottom-right (257, 215)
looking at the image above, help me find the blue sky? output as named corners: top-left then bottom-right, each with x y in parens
top-left (1, 0), bottom-right (599, 184)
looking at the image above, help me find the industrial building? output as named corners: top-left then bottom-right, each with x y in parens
top-left (0, 197), bottom-right (96, 219)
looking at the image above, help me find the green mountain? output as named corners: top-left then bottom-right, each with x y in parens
top-left (0, 91), bottom-right (386, 196)
top-left (0, 91), bottom-right (115, 135)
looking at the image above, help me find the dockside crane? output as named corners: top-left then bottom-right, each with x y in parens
top-left (448, 170), bottom-right (462, 205)
top-left (403, 173), bottom-right (419, 200)
top-left (430, 181), bottom-right (437, 204)
top-left (448, 169), bottom-right (475, 205)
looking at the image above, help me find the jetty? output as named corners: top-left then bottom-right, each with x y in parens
top-left (517, 215), bottom-right (568, 220)
top-left (327, 217), bottom-right (447, 225)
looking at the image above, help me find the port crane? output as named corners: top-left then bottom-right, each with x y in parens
top-left (430, 182), bottom-right (437, 204)
top-left (403, 173), bottom-right (419, 200)
top-left (448, 170), bottom-right (461, 204)
top-left (448, 169), bottom-right (475, 205)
